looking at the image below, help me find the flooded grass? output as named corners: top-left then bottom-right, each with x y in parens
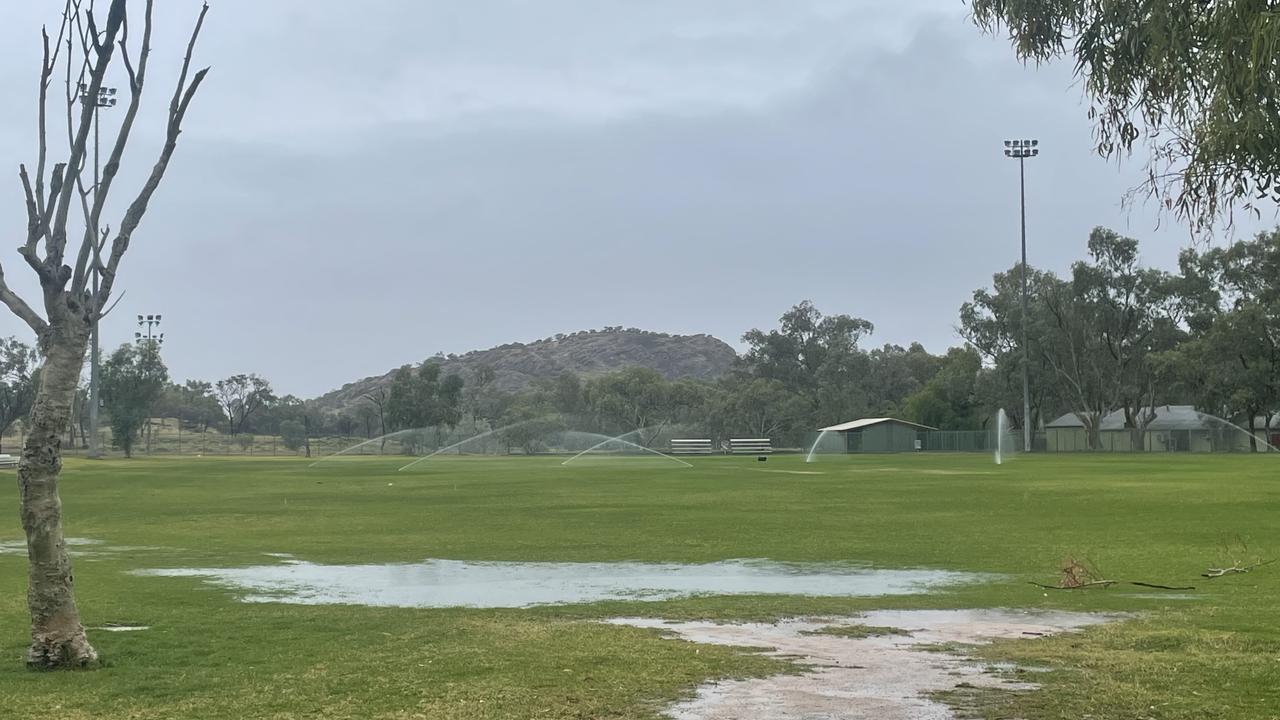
top-left (0, 453), bottom-right (1277, 719)
top-left (134, 558), bottom-right (986, 608)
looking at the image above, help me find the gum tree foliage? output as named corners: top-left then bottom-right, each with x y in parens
top-left (740, 301), bottom-right (875, 424)
top-left (215, 374), bottom-right (276, 435)
top-left (1039, 229), bottom-right (1182, 448)
top-left (0, 337), bottom-right (40, 452)
top-left (385, 362), bottom-right (466, 444)
top-left (99, 342), bottom-right (167, 458)
top-left (3, 0), bottom-right (209, 668)
top-left (959, 264), bottom-right (1059, 431)
top-left (1164, 229), bottom-right (1280, 447)
top-left (714, 377), bottom-right (807, 441)
top-left (903, 347), bottom-right (984, 430)
top-left (970, 0), bottom-right (1280, 232)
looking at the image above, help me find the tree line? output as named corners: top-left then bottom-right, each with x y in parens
top-left (0, 226), bottom-right (1274, 455)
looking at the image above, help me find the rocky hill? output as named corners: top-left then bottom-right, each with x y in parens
top-left (312, 328), bottom-right (738, 412)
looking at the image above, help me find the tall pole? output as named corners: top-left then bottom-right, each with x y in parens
top-left (83, 84), bottom-right (116, 459)
top-left (1005, 139), bottom-right (1038, 452)
top-left (135, 315), bottom-right (163, 455)
top-left (1019, 156), bottom-right (1031, 453)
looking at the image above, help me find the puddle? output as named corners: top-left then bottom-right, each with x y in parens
top-left (609, 609), bottom-right (1115, 719)
top-left (133, 559), bottom-right (985, 609)
top-left (0, 537), bottom-right (168, 560)
top-left (93, 624), bottom-right (150, 632)
top-left (1121, 593), bottom-right (1201, 601)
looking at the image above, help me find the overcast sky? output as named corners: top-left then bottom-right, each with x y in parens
top-left (0, 1), bottom-right (1271, 398)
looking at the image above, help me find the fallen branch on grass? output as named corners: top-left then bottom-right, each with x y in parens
top-left (1129, 581), bottom-right (1197, 591)
top-left (1203, 559), bottom-right (1276, 579)
top-left (1029, 580), bottom-right (1116, 590)
top-left (1028, 580), bottom-right (1196, 591)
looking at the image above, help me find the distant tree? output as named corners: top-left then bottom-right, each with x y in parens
top-left (971, 1), bottom-right (1280, 233)
top-left (279, 420), bottom-right (307, 453)
top-left (1164, 229), bottom-right (1280, 449)
top-left (100, 343), bottom-right (168, 458)
top-left (462, 364), bottom-right (499, 430)
top-left (178, 380), bottom-right (222, 432)
top-left (1035, 229), bottom-right (1182, 449)
top-left (361, 386), bottom-right (390, 450)
top-left (960, 264), bottom-right (1060, 432)
top-left (0, 337), bottom-right (39, 452)
top-left (716, 377), bottom-right (806, 441)
top-left (585, 367), bottom-right (671, 437)
top-left (903, 347), bottom-right (983, 430)
top-left (498, 398), bottom-right (564, 455)
top-left (334, 412), bottom-right (359, 438)
top-left (215, 374), bottom-right (276, 435)
top-left (865, 343), bottom-right (944, 418)
top-left (385, 363), bottom-right (466, 443)
top-left (740, 301), bottom-right (875, 425)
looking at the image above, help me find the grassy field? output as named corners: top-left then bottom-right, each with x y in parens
top-left (0, 452), bottom-right (1277, 719)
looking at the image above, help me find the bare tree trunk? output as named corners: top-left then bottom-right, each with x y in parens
top-left (18, 320), bottom-right (97, 669)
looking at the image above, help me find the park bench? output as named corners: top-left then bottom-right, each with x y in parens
top-left (670, 439), bottom-right (713, 455)
top-left (727, 438), bottom-right (772, 454)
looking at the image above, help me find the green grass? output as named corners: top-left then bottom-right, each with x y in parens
top-left (799, 624), bottom-right (910, 639)
top-left (1, 452), bottom-right (1278, 718)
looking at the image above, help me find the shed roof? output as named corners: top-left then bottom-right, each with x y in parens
top-left (818, 417), bottom-right (938, 432)
top-left (1044, 405), bottom-right (1272, 431)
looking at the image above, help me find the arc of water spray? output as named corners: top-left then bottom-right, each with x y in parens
top-left (560, 428), bottom-right (692, 467)
top-left (805, 429), bottom-right (832, 463)
top-left (397, 418), bottom-right (545, 472)
top-left (1198, 413), bottom-right (1280, 453)
top-left (309, 428), bottom-right (424, 468)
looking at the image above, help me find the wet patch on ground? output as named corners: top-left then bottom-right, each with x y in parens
top-left (607, 609), bottom-right (1116, 719)
top-left (132, 558), bottom-right (989, 609)
top-left (0, 537), bottom-right (165, 559)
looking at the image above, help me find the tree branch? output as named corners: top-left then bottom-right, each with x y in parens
top-left (72, 0), bottom-right (154, 297)
top-left (0, 263), bottom-right (48, 337)
top-left (98, 2), bottom-right (208, 307)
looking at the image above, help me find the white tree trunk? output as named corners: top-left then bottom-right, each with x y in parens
top-left (18, 320), bottom-right (98, 669)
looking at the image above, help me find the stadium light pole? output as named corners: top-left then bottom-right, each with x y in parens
top-left (1004, 139), bottom-right (1038, 453)
top-left (81, 83), bottom-right (118, 459)
top-left (135, 314), bottom-right (164, 346)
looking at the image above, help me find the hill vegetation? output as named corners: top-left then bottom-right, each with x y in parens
top-left (312, 328), bottom-right (738, 414)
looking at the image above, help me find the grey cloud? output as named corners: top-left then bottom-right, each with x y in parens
top-left (0, 2), bottom-right (1270, 397)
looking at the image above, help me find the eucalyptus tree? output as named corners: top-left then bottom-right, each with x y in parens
top-left (959, 265), bottom-right (1058, 432)
top-left (3, 0), bottom-right (209, 668)
top-left (0, 338), bottom-right (40, 452)
top-left (1039, 229), bottom-right (1182, 448)
top-left (741, 301), bottom-right (875, 425)
top-left (215, 374), bottom-right (276, 435)
top-left (1167, 229), bottom-right (1280, 446)
top-left (99, 342), bottom-right (168, 457)
top-left (971, 0), bottom-right (1280, 232)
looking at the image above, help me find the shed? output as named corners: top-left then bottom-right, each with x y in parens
top-left (1044, 405), bottom-right (1276, 452)
top-left (818, 417), bottom-right (938, 453)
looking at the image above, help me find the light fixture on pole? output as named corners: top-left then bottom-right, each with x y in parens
top-left (1004, 139), bottom-right (1038, 453)
top-left (136, 314), bottom-right (164, 346)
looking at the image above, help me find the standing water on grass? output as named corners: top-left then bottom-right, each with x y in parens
top-left (134, 558), bottom-right (986, 609)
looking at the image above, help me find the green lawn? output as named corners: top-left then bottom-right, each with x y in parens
top-left (0, 453), bottom-right (1278, 718)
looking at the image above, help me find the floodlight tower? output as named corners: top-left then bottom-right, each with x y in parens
top-left (81, 83), bottom-right (118, 460)
top-left (1004, 139), bottom-right (1038, 453)
top-left (136, 314), bottom-right (164, 346)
